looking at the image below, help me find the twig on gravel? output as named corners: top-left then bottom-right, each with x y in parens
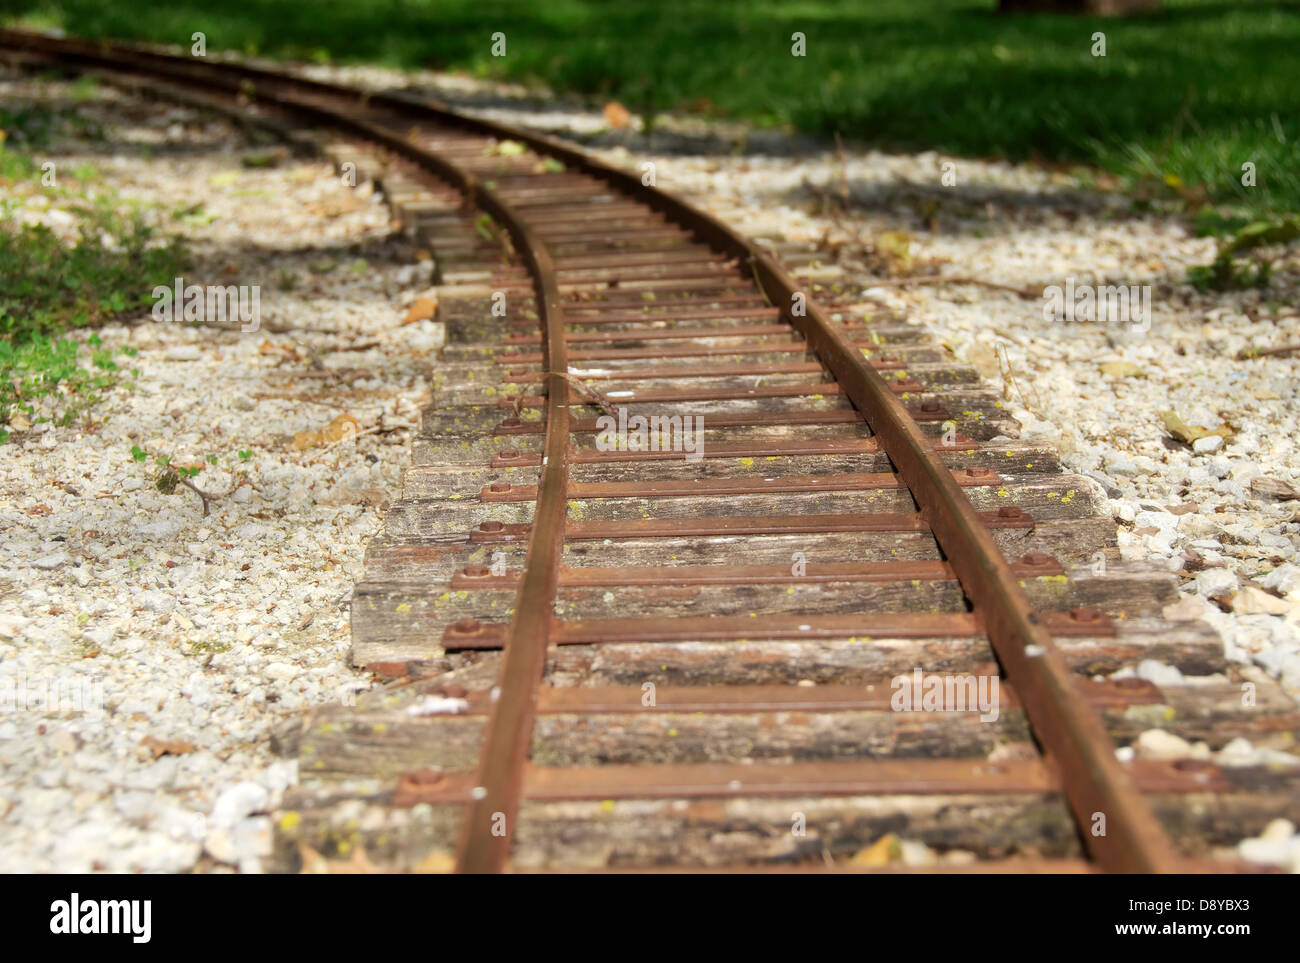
top-left (307, 424), bottom-right (385, 459)
top-left (995, 343), bottom-right (1044, 419)
top-left (171, 473), bottom-right (238, 518)
top-left (862, 275), bottom-right (1040, 299)
top-left (1237, 342), bottom-right (1300, 360)
top-left (321, 340), bottom-right (384, 353)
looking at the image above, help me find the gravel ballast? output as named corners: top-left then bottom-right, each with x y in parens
top-left (2, 59), bottom-right (1297, 872)
top-left (0, 71), bottom-right (440, 872)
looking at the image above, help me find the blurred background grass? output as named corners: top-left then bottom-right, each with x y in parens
top-left (1, 0), bottom-right (1296, 214)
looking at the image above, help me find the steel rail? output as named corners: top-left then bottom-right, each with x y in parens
top-left (0, 28), bottom-right (571, 875)
top-left (452, 239), bottom-right (566, 875)
top-left (0, 30), bottom-right (1180, 872)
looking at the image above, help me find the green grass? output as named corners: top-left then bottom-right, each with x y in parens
top-left (3, 0), bottom-right (1297, 216)
top-left (0, 95), bottom-right (188, 441)
top-left (0, 332), bottom-right (139, 442)
top-left (0, 200), bottom-right (188, 340)
top-left (0, 201), bottom-right (186, 439)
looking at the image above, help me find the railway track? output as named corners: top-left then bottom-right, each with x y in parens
top-left (5, 29), bottom-right (1297, 874)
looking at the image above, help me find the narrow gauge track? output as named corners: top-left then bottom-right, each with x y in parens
top-left (5, 30), bottom-right (1295, 874)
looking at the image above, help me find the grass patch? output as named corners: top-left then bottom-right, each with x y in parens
top-left (0, 332), bottom-right (139, 442)
top-left (0, 96), bottom-right (188, 442)
top-left (0, 202), bottom-right (187, 340)
top-left (2, 0), bottom-right (1296, 217)
top-left (0, 203), bottom-right (186, 439)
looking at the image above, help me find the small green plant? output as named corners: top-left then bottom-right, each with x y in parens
top-left (0, 146), bottom-right (37, 181)
top-left (474, 214), bottom-right (498, 242)
top-left (0, 171), bottom-right (186, 443)
top-left (127, 445), bottom-right (248, 515)
top-left (0, 202), bottom-right (188, 340)
top-left (275, 266), bottom-right (299, 291)
top-left (0, 335), bottom-right (136, 439)
top-left (1187, 214), bottom-right (1299, 292)
top-left (171, 202), bottom-right (216, 226)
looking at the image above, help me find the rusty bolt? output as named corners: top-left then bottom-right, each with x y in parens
top-left (1020, 552), bottom-right (1053, 566)
top-left (462, 565), bottom-right (491, 578)
top-left (966, 467), bottom-right (992, 478)
top-left (997, 506), bottom-right (1022, 518)
top-left (896, 380), bottom-right (922, 392)
top-left (501, 415), bottom-right (522, 428)
top-left (449, 619), bottom-right (481, 635)
top-left (442, 684), bottom-right (468, 699)
top-left (478, 520), bottom-right (505, 534)
top-left (920, 400), bottom-right (942, 413)
top-left (498, 448), bottom-right (521, 460)
top-left (1070, 607), bottom-right (1102, 623)
top-left (489, 481), bottom-right (511, 493)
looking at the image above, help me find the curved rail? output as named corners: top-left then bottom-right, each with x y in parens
top-left (0, 29), bottom-right (1180, 872)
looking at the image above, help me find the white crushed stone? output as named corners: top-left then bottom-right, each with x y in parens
top-left (4, 53), bottom-right (1296, 870)
top-left (406, 694), bottom-right (471, 717)
top-left (0, 70), bottom-right (442, 872)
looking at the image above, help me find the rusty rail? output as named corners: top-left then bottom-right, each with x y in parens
top-left (0, 29), bottom-right (1183, 873)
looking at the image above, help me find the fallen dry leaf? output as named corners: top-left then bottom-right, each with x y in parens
top-left (294, 413), bottom-right (361, 450)
top-left (1160, 410), bottom-right (1232, 446)
top-left (875, 230), bottom-right (913, 276)
top-left (1232, 586), bottom-right (1292, 616)
top-left (1099, 360), bottom-right (1145, 379)
top-left (1251, 477), bottom-right (1299, 501)
top-left (848, 832), bottom-right (902, 867)
top-left (142, 735), bottom-right (196, 760)
top-left (322, 413), bottom-right (360, 442)
top-left (298, 842), bottom-right (384, 874)
top-left (603, 101), bottom-right (632, 129)
top-left (403, 295), bottom-right (438, 325)
top-left (258, 339), bottom-right (302, 360)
